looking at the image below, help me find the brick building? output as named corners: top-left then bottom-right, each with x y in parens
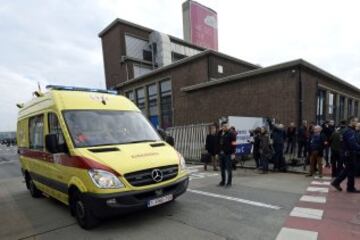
top-left (99, 18), bottom-right (360, 129)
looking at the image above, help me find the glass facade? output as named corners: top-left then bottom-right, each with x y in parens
top-left (339, 96), bottom-right (345, 121)
top-left (316, 89), bottom-right (326, 123)
top-left (348, 99), bottom-right (353, 117)
top-left (125, 90), bottom-right (134, 102)
top-left (170, 42), bottom-right (201, 61)
top-left (327, 92), bottom-right (336, 120)
top-left (125, 34), bottom-right (152, 61)
top-left (355, 101), bottom-right (359, 117)
top-left (126, 80), bottom-right (172, 129)
top-left (135, 88), bottom-right (145, 113)
top-left (160, 80), bottom-right (173, 129)
top-left (147, 84), bottom-right (159, 127)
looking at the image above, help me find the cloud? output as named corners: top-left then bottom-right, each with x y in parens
top-left (0, 0), bottom-right (360, 131)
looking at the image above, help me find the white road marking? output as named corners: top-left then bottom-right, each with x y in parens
top-left (311, 181), bottom-right (330, 186)
top-left (300, 195), bottom-right (326, 203)
top-left (307, 187), bottom-right (329, 193)
top-left (314, 176), bottom-right (331, 180)
top-left (276, 227), bottom-right (318, 240)
top-left (0, 160), bottom-right (17, 165)
top-left (189, 173), bottom-right (219, 181)
top-left (186, 165), bottom-right (203, 169)
top-left (187, 189), bottom-right (281, 210)
top-left (290, 207), bottom-right (323, 220)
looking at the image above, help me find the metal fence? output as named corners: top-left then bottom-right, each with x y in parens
top-left (166, 123), bottom-right (211, 162)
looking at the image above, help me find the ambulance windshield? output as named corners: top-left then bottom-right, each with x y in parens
top-left (63, 110), bottom-right (161, 147)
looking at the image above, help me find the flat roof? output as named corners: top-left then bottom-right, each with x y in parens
top-left (181, 59), bottom-right (360, 93)
top-left (98, 18), bottom-right (205, 51)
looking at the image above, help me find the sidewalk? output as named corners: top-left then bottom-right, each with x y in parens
top-left (276, 167), bottom-right (360, 240)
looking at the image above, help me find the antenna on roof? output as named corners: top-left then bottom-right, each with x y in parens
top-left (33, 82), bottom-right (44, 97)
top-left (16, 103), bottom-right (24, 109)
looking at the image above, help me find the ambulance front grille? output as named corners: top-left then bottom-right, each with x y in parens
top-left (124, 165), bottom-right (178, 187)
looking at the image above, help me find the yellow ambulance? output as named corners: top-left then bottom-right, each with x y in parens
top-left (16, 85), bottom-right (188, 229)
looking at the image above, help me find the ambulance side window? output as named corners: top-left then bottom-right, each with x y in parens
top-left (29, 115), bottom-right (44, 150)
top-left (48, 113), bottom-right (65, 146)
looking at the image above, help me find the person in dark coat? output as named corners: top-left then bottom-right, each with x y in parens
top-left (269, 121), bottom-right (286, 171)
top-left (306, 125), bottom-right (326, 177)
top-left (218, 121), bottom-right (236, 187)
top-left (329, 120), bottom-right (346, 177)
top-left (297, 120), bottom-right (309, 158)
top-left (205, 125), bottom-right (219, 171)
top-left (322, 120), bottom-right (335, 167)
top-left (258, 127), bottom-right (272, 174)
top-left (285, 122), bottom-right (296, 155)
top-left (251, 128), bottom-right (261, 169)
top-left (332, 116), bottom-right (360, 193)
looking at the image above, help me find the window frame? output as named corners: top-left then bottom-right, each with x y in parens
top-left (28, 114), bottom-right (45, 150)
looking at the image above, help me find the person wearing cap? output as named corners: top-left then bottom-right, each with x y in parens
top-left (306, 125), bottom-right (326, 177)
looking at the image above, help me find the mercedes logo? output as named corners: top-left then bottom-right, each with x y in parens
top-left (151, 169), bottom-right (163, 183)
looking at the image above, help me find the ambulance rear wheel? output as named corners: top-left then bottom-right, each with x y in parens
top-left (26, 174), bottom-right (42, 198)
top-left (72, 190), bottom-right (99, 230)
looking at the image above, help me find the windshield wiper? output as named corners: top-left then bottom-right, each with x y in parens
top-left (123, 140), bottom-right (157, 144)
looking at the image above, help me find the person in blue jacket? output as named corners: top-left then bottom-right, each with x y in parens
top-left (331, 116), bottom-right (360, 193)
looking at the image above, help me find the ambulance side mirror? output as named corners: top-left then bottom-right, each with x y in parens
top-left (45, 134), bottom-right (60, 154)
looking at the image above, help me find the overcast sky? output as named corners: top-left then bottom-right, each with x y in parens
top-left (1, 0), bottom-right (359, 131)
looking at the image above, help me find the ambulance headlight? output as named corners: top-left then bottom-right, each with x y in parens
top-left (177, 152), bottom-right (186, 172)
top-left (88, 169), bottom-right (124, 189)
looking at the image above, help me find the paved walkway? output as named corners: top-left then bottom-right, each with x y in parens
top-left (276, 167), bottom-right (360, 240)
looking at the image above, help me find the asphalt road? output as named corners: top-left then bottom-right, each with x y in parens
top-left (0, 145), bottom-right (312, 240)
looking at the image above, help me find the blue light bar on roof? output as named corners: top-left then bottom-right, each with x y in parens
top-left (46, 85), bottom-right (118, 95)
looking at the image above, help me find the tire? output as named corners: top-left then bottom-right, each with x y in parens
top-left (71, 190), bottom-right (99, 230)
top-left (25, 174), bottom-right (42, 198)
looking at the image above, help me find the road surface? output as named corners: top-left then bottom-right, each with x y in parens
top-left (0, 145), bottom-right (312, 240)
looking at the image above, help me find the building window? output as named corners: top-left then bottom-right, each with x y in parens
top-left (328, 93), bottom-right (334, 114)
top-left (355, 101), bottom-right (359, 117)
top-left (147, 84), bottom-right (159, 128)
top-left (327, 92), bottom-right (336, 121)
top-left (125, 34), bottom-right (151, 60)
top-left (218, 65), bottom-right (223, 74)
top-left (125, 90), bottom-right (134, 102)
top-left (339, 96), bottom-right (345, 120)
top-left (160, 80), bottom-right (172, 129)
top-left (29, 115), bottom-right (44, 150)
top-left (133, 64), bottom-right (152, 78)
top-left (348, 99), bottom-right (353, 117)
top-left (316, 89), bottom-right (326, 124)
top-left (135, 88), bottom-right (146, 114)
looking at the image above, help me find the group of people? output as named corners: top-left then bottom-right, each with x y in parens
top-left (204, 117), bottom-right (360, 192)
top-left (300, 116), bottom-right (360, 193)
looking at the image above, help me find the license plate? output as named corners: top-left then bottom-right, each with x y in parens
top-left (147, 194), bottom-right (173, 207)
